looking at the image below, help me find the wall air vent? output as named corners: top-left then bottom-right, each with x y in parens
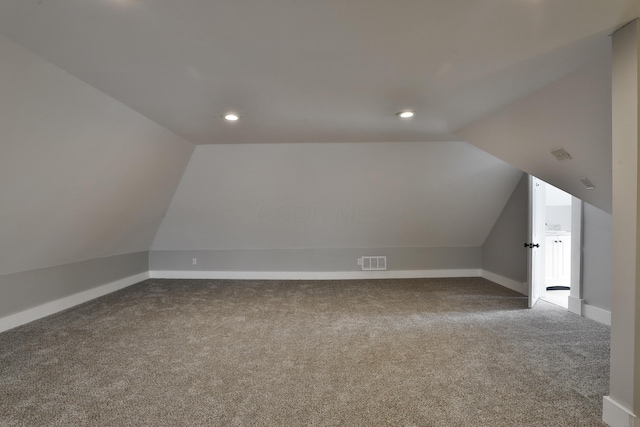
top-left (579, 177), bottom-right (595, 190)
top-left (550, 147), bottom-right (572, 162)
top-left (359, 256), bottom-right (387, 271)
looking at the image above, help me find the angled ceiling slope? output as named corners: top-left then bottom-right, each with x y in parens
top-left (0, 34), bottom-right (194, 276)
top-left (0, 0), bottom-right (636, 144)
top-left (458, 54), bottom-right (613, 213)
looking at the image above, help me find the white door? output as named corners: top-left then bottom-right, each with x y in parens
top-left (544, 235), bottom-right (556, 285)
top-left (528, 176), bottom-right (546, 308)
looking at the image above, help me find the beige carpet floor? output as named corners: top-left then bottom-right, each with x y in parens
top-left (0, 278), bottom-right (610, 426)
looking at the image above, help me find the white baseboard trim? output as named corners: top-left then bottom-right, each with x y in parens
top-left (603, 396), bottom-right (638, 427)
top-left (567, 296), bottom-right (584, 316)
top-left (480, 270), bottom-right (527, 295)
top-left (149, 269), bottom-right (482, 281)
top-left (0, 272), bottom-right (149, 334)
top-left (583, 304), bottom-right (611, 326)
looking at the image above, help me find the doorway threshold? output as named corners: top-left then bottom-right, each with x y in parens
top-left (541, 289), bottom-right (570, 309)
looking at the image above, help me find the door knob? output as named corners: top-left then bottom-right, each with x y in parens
top-left (524, 243), bottom-right (540, 248)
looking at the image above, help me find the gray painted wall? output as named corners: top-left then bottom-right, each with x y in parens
top-left (0, 34), bottom-right (194, 276)
top-left (150, 247), bottom-right (481, 272)
top-left (608, 22), bottom-right (637, 411)
top-left (481, 173), bottom-right (529, 282)
top-left (581, 202), bottom-right (612, 311)
top-left (0, 252), bottom-right (148, 319)
top-left (150, 141), bottom-right (520, 274)
top-left (152, 141), bottom-right (521, 251)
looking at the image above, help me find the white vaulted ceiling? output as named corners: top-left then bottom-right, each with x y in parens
top-left (0, 0), bottom-right (636, 145)
top-left (0, 0), bottom-right (633, 269)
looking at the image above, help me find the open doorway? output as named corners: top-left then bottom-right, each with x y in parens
top-left (527, 176), bottom-right (574, 309)
top-left (541, 183), bottom-right (572, 308)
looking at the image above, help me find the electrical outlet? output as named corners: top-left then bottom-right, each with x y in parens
top-left (192, 258), bottom-right (197, 265)
top-left (357, 258), bottom-right (362, 266)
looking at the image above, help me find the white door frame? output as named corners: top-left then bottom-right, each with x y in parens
top-left (528, 177), bottom-right (583, 311)
top-left (528, 176), bottom-right (545, 308)
top-left (567, 197), bottom-right (583, 315)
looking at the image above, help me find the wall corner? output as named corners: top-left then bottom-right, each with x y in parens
top-left (603, 396), bottom-right (638, 427)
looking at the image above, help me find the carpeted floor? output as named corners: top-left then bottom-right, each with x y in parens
top-left (0, 278), bottom-right (610, 426)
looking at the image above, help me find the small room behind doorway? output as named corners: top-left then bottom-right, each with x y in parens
top-left (542, 183), bottom-right (572, 308)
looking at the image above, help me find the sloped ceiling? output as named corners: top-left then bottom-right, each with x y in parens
top-left (0, 0), bottom-right (636, 144)
top-left (458, 54), bottom-right (612, 212)
top-left (152, 142), bottom-right (523, 251)
top-left (0, 0), bottom-right (631, 275)
top-left (0, 35), bottom-right (194, 276)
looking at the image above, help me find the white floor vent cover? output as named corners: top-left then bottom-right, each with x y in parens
top-left (359, 256), bottom-right (387, 271)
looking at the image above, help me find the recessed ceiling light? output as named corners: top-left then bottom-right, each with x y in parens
top-left (224, 113), bottom-right (240, 121)
top-left (396, 111), bottom-right (415, 119)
